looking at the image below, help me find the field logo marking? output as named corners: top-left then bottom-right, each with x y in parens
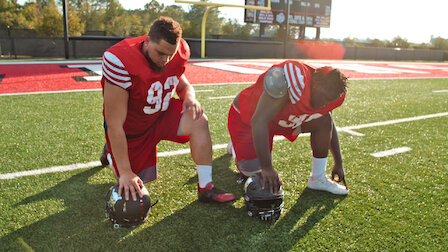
top-left (192, 61), bottom-right (432, 75)
top-left (63, 64), bottom-right (102, 81)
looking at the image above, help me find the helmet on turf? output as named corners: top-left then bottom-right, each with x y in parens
top-left (105, 183), bottom-right (152, 228)
top-left (243, 173), bottom-right (284, 221)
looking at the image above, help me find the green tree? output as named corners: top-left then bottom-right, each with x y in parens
top-left (431, 36), bottom-right (448, 50)
top-left (102, 0), bottom-right (127, 36)
top-left (389, 36), bottom-right (409, 48)
top-left (0, 0), bottom-right (21, 28)
top-left (182, 1), bottom-right (224, 38)
top-left (68, 7), bottom-right (85, 36)
top-left (70, 0), bottom-right (107, 32)
top-left (367, 38), bottom-right (386, 47)
top-left (35, 0), bottom-right (63, 36)
top-left (222, 19), bottom-right (256, 40)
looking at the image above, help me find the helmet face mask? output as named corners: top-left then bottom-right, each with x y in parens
top-left (244, 173), bottom-right (284, 221)
top-left (105, 184), bottom-right (151, 228)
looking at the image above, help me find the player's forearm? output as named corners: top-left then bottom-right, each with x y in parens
top-left (107, 126), bottom-right (132, 175)
top-left (177, 74), bottom-right (195, 101)
top-left (252, 123), bottom-right (273, 170)
top-left (179, 85), bottom-right (195, 102)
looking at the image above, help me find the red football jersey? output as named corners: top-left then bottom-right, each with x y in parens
top-left (101, 36), bottom-right (190, 136)
top-left (238, 60), bottom-right (345, 139)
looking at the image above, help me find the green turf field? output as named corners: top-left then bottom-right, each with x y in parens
top-left (0, 78), bottom-right (447, 251)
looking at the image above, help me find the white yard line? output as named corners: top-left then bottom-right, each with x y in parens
top-left (370, 147), bottom-right (412, 158)
top-left (0, 162), bottom-right (101, 180)
top-left (208, 95), bottom-right (235, 99)
top-left (1, 112), bottom-right (446, 180)
top-left (0, 89), bottom-right (101, 96)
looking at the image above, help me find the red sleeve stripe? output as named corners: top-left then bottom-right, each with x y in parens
top-left (102, 52), bottom-right (132, 89)
top-left (103, 51), bottom-right (124, 67)
top-left (102, 59), bottom-right (131, 82)
top-left (103, 52), bottom-right (129, 75)
top-left (283, 63), bottom-right (300, 104)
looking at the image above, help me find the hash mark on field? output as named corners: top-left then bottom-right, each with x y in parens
top-left (370, 147), bottom-right (412, 158)
top-left (195, 89), bottom-right (214, 93)
top-left (208, 95), bottom-right (235, 99)
top-left (1, 112), bottom-right (447, 180)
top-left (433, 90), bottom-right (448, 93)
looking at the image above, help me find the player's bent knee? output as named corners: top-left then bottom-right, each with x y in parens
top-left (193, 115), bottom-right (210, 131)
top-left (302, 113), bottom-right (332, 133)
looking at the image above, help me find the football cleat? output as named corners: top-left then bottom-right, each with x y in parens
top-left (244, 173), bottom-right (283, 221)
top-left (236, 173), bottom-right (248, 184)
top-left (105, 183), bottom-right (152, 228)
top-left (226, 140), bottom-right (233, 155)
top-left (100, 144), bottom-right (109, 167)
top-left (198, 182), bottom-right (235, 203)
top-left (307, 175), bottom-right (349, 195)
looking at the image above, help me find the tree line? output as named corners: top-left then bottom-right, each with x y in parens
top-left (1, 0), bottom-right (447, 51)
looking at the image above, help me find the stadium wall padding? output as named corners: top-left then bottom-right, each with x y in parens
top-left (0, 36), bottom-right (444, 61)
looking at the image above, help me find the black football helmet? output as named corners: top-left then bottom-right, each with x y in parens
top-left (243, 173), bottom-right (284, 221)
top-left (105, 183), bottom-right (152, 229)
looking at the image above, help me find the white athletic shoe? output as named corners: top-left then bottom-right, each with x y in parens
top-left (226, 140), bottom-right (233, 155)
top-left (307, 175), bottom-right (349, 195)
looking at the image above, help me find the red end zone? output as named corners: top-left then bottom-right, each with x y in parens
top-left (1, 60), bottom-right (447, 95)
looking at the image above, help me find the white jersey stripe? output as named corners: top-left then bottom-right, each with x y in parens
top-left (103, 51), bottom-right (125, 68)
top-left (102, 66), bottom-right (132, 89)
top-left (294, 65), bottom-right (305, 90)
top-left (102, 56), bottom-right (129, 76)
top-left (288, 92), bottom-right (296, 104)
top-left (288, 63), bottom-right (302, 97)
top-left (102, 51), bottom-right (132, 89)
top-left (283, 64), bottom-right (300, 103)
top-left (101, 62), bottom-right (131, 82)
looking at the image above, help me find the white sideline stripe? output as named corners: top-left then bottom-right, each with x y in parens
top-left (0, 89), bottom-right (101, 96)
top-left (371, 147), bottom-right (412, 158)
top-left (433, 90), bottom-right (448, 93)
top-left (208, 95), bottom-right (235, 99)
top-left (0, 112), bottom-right (447, 180)
top-left (0, 161), bottom-right (101, 180)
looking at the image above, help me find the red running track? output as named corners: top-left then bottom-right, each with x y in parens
top-left (1, 59), bottom-right (447, 95)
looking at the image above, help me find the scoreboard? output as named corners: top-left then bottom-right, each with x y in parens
top-left (244, 0), bottom-right (332, 28)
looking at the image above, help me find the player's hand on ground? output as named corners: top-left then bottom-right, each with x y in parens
top-left (182, 97), bottom-right (204, 120)
top-left (331, 163), bottom-right (348, 190)
top-left (118, 171), bottom-right (144, 201)
top-left (260, 167), bottom-right (283, 194)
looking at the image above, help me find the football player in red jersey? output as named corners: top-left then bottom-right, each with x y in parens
top-left (227, 60), bottom-right (349, 195)
top-left (101, 16), bottom-right (234, 203)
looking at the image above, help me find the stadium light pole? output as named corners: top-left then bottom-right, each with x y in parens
top-left (62, 0), bottom-right (70, 59)
top-left (283, 0), bottom-right (290, 59)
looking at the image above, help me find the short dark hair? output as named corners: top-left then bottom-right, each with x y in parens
top-left (148, 16), bottom-right (182, 45)
top-left (312, 67), bottom-right (348, 96)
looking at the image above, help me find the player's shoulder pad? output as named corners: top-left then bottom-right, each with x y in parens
top-left (264, 67), bottom-right (288, 98)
